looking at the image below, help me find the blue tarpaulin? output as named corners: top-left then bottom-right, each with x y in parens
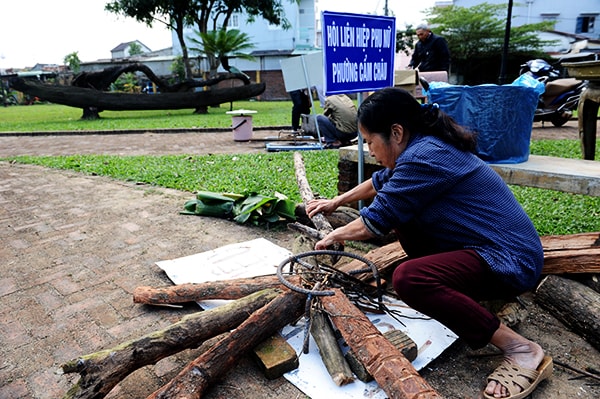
top-left (427, 76), bottom-right (543, 164)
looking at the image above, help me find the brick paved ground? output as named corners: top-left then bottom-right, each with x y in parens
top-left (1, 119), bottom-right (599, 399)
top-left (0, 127), bottom-right (311, 399)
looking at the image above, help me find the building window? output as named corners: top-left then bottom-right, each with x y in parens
top-left (576, 15), bottom-right (596, 34)
top-left (540, 13), bottom-right (559, 23)
top-left (230, 14), bottom-right (239, 28)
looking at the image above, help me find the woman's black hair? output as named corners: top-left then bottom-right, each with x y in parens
top-left (357, 87), bottom-right (477, 152)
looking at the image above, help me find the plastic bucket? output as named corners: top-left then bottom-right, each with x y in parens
top-left (232, 116), bottom-right (253, 141)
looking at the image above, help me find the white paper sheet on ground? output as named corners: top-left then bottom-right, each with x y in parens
top-left (155, 238), bottom-right (457, 399)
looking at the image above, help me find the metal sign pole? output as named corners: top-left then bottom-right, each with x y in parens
top-left (357, 91), bottom-right (365, 209)
top-left (301, 55), bottom-right (323, 147)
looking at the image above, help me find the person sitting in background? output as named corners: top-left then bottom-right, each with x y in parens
top-left (307, 87), bottom-right (552, 399)
top-left (316, 94), bottom-right (358, 149)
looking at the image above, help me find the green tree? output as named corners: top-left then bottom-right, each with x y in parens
top-left (188, 28), bottom-right (255, 77)
top-left (128, 42), bottom-right (144, 56)
top-left (170, 56), bottom-right (187, 82)
top-left (106, 0), bottom-right (294, 80)
top-left (63, 51), bottom-right (81, 74)
top-left (396, 24), bottom-right (416, 56)
top-left (425, 3), bottom-right (556, 84)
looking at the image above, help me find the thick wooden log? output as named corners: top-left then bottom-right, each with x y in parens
top-left (541, 247), bottom-right (600, 274)
top-left (576, 274), bottom-right (600, 293)
top-left (61, 289), bottom-right (281, 399)
top-left (293, 152), bottom-right (332, 233)
top-left (147, 289), bottom-right (306, 399)
top-left (295, 203), bottom-right (361, 229)
top-left (535, 275), bottom-right (600, 351)
top-left (540, 232), bottom-right (600, 250)
top-left (321, 288), bottom-right (442, 399)
top-left (310, 308), bottom-right (355, 386)
top-left (133, 275), bottom-right (283, 304)
top-left (540, 232), bottom-right (600, 274)
top-left (333, 232), bottom-right (600, 281)
top-left (338, 241), bottom-right (408, 281)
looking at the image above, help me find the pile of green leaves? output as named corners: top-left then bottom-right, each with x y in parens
top-left (182, 190), bottom-right (296, 226)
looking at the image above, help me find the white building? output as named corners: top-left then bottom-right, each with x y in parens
top-left (451, 0), bottom-right (598, 39)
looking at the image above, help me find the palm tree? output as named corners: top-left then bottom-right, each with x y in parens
top-left (188, 28), bottom-right (255, 79)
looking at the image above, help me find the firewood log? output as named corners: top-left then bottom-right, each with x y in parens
top-left (310, 308), bottom-right (354, 386)
top-left (293, 152), bottom-right (343, 257)
top-left (146, 289), bottom-right (306, 399)
top-left (61, 289), bottom-right (281, 399)
top-left (535, 274), bottom-right (600, 351)
top-left (541, 248), bottom-right (600, 274)
top-left (321, 288), bottom-right (442, 399)
top-left (540, 232), bottom-right (600, 250)
top-left (334, 232), bottom-right (600, 281)
top-left (133, 275), bottom-right (284, 305)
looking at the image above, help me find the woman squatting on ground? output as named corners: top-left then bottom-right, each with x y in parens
top-left (306, 87), bottom-right (553, 399)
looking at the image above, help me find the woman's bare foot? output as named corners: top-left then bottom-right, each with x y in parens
top-left (485, 323), bottom-right (545, 398)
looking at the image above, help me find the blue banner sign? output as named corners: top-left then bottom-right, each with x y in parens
top-left (322, 11), bottom-right (396, 95)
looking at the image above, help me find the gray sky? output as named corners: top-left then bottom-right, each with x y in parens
top-left (0, 0), bottom-right (434, 69)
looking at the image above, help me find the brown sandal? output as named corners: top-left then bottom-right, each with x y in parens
top-left (483, 356), bottom-right (553, 399)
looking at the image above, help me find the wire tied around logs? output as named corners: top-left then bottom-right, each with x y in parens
top-left (277, 250), bottom-right (384, 353)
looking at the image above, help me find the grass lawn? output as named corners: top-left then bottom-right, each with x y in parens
top-left (0, 101), bottom-right (309, 132)
top-left (1, 103), bottom-right (599, 236)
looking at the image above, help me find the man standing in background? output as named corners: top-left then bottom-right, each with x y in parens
top-left (408, 23), bottom-right (450, 72)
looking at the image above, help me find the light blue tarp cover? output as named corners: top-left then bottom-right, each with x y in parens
top-left (427, 75), bottom-right (544, 164)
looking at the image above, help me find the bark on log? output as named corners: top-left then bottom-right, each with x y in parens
top-left (541, 248), bottom-right (600, 274)
top-left (337, 241), bottom-right (408, 281)
top-left (540, 232), bottom-right (600, 250)
top-left (540, 232), bottom-right (600, 274)
top-left (292, 152), bottom-right (343, 255)
top-left (321, 288), bottom-right (442, 399)
top-left (535, 275), bottom-right (600, 351)
top-left (295, 203), bottom-right (360, 229)
top-left (133, 275), bottom-right (284, 305)
top-left (310, 308), bottom-right (355, 386)
top-left (576, 274), bottom-right (600, 294)
top-left (61, 289), bottom-right (281, 399)
top-left (333, 231), bottom-right (600, 281)
top-left (147, 289), bottom-right (306, 399)
top-left (294, 203), bottom-right (396, 246)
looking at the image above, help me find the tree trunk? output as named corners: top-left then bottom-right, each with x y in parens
top-left (147, 289), bottom-right (306, 399)
top-left (61, 289), bottom-right (281, 399)
top-left (10, 78), bottom-right (265, 113)
top-left (133, 275), bottom-right (284, 305)
top-left (535, 274), bottom-right (600, 351)
top-left (321, 288), bottom-right (442, 399)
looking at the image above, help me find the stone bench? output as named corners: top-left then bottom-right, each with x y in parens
top-left (338, 146), bottom-right (600, 197)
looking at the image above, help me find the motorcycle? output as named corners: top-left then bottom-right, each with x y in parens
top-left (519, 59), bottom-right (587, 127)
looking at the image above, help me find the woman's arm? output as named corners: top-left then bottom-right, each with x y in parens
top-left (314, 217), bottom-right (374, 249)
top-left (306, 178), bottom-right (376, 218)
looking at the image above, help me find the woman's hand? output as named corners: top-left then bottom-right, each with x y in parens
top-left (312, 218), bottom-right (374, 250)
top-left (306, 198), bottom-right (338, 218)
top-left (314, 232), bottom-right (344, 250)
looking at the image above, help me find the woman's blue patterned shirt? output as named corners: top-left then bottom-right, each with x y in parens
top-left (360, 134), bottom-right (544, 292)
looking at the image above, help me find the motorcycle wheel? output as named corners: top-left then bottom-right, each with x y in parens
top-left (550, 113), bottom-right (571, 127)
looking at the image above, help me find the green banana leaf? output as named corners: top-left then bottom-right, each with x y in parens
top-left (183, 190), bottom-right (296, 225)
top-left (181, 199), bottom-right (234, 217)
